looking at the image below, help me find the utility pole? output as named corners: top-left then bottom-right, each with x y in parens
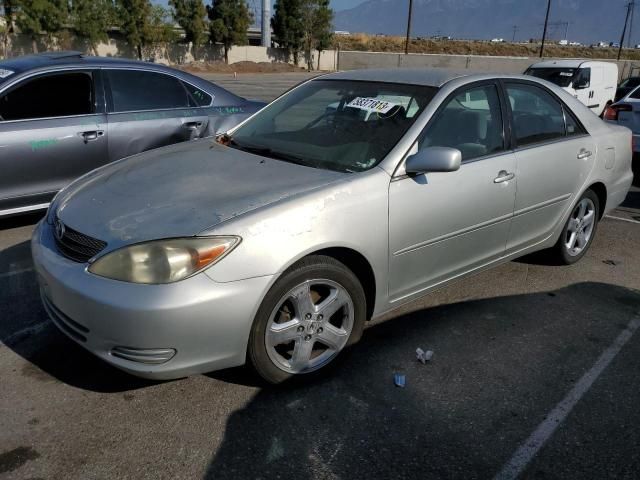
top-left (619, 1), bottom-right (634, 60)
top-left (261, 0), bottom-right (271, 47)
top-left (512, 25), bottom-right (518, 43)
top-left (540, 0), bottom-right (552, 58)
top-left (405, 0), bottom-right (413, 55)
top-left (629, 0), bottom-right (636, 48)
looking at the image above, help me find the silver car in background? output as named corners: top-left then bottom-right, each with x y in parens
top-left (0, 52), bottom-right (265, 217)
top-left (32, 69), bottom-right (633, 384)
top-left (604, 84), bottom-right (640, 155)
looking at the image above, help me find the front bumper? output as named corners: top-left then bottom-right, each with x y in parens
top-left (31, 220), bottom-right (274, 379)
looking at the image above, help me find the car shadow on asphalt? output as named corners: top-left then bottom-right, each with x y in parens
top-left (201, 282), bottom-right (640, 479)
top-left (0, 240), bottom-right (158, 393)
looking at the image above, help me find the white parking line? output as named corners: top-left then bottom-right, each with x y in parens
top-left (0, 319), bottom-right (50, 348)
top-left (605, 215), bottom-right (640, 224)
top-left (493, 316), bottom-right (640, 480)
top-left (0, 267), bottom-right (34, 279)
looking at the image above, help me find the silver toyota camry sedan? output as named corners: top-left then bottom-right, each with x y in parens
top-left (32, 68), bottom-right (633, 383)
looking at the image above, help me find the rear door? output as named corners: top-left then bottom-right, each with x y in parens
top-left (0, 69), bottom-right (108, 214)
top-left (104, 69), bottom-right (211, 161)
top-left (503, 81), bottom-right (596, 252)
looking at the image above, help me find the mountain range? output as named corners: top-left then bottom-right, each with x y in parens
top-left (333, 0), bottom-right (637, 46)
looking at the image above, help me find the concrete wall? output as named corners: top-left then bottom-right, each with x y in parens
top-left (0, 33), bottom-right (338, 71)
top-left (337, 50), bottom-right (636, 80)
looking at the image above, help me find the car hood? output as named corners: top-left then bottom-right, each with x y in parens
top-left (56, 140), bottom-right (346, 250)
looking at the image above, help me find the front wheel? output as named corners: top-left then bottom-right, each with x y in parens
top-left (248, 255), bottom-right (366, 384)
top-left (552, 189), bottom-right (600, 265)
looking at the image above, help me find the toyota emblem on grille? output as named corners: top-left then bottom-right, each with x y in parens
top-left (54, 218), bottom-right (65, 240)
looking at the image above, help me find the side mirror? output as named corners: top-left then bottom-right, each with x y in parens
top-left (574, 80), bottom-right (589, 90)
top-left (405, 146), bottom-right (462, 174)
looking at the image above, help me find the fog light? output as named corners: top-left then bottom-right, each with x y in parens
top-left (110, 347), bottom-right (176, 365)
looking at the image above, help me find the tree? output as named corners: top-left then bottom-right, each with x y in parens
top-left (170, 0), bottom-right (207, 59)
top-left (146, 5), bottom-right (178, 46)
top-left (207, 0), bottom-right (252, 64)
top-left (312, 0), bottom-right (332, 70)
top-left (71, 0), bottom-right (116, 55)
top-left (16, 0), bottom-right (68, 52)
top-left (116, 0), bottom-right (152, 59)
top-left (1, 0), bottom-right (15, 33)
top-left (272, 0), bottom-right (303, 65)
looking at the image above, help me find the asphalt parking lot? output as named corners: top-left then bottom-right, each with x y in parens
top-left (1, 73), bottom-right (640, 480)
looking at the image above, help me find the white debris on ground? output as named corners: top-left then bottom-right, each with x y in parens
top-left (416, 348), bottom-right (434, 364)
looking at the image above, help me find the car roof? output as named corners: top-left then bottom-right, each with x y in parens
top-left (321, 68), bottom-right (472, 87)
top-left (0, 52), bottom-right (198, 76)
top-left (529, 59), bottom-right (617, 69)
top-left (0, 52), bottom-right (246, 104)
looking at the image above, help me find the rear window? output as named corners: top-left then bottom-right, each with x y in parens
top-left (106, 70), bottom-right (192, 112)
top-left (0, 72), bottom-right (93, 121)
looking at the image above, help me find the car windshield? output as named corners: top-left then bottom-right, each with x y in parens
top-left (525, 68), bottom-right (578, 87)
top-left (229, 79), bottom-right (437, 172)
top-left (620, 77), bottom-right (640, 88)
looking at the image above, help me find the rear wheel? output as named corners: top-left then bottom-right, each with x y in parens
top-left (552, 190), bottom-right (599, 265)
top-left (248, 255), bottom-right (366, 384)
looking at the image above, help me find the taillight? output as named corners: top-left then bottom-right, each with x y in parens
top-left (604, 103), bottom-right (632, 121)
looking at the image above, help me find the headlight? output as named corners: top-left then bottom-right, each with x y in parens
top-left (88, 237), bottom-right (240, 284)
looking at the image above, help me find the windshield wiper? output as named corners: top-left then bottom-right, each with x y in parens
top-left (229, 140), bottom-right (314, 169)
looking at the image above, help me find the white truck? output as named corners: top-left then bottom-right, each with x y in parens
top-left (524, 60), bottom-right (618, 116)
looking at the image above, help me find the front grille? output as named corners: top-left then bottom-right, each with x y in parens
top-left (53, 218), bottom-right (107, 262)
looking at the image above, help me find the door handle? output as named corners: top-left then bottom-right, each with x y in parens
top-left (494, 170), bottom-right (515, 183)
top-left (577, 149), bottom-right (593, 160)
top-left (183, 121), bottom-right (203, 130)
top-left (79, 130), bottom-right (104, 143)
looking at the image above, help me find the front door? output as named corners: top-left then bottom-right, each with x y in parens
top-left (388, 82), bottom-right (517, 302)
top-left (0, 70), bottom-right (108, 214)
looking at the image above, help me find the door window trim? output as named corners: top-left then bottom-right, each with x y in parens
top-left (103, 67), bottom-right (214, 115)
top-left (501, 79), bottom-right (590, 152)
top-left (0, 68), bottom-right (104, 124)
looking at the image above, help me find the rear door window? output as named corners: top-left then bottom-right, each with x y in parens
top-left (106, 70), bottom-right (192, 112)
top-left (0, 72), bottom-right (94, 121)
top-left (181, 82), bottom-right (212, 107)
top-left (506, 83), bottom-right (566, 147)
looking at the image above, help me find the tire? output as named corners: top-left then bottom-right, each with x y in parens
top-left (552, 189), bottom-right (600, 265)
top-left (248, 255), bottom-right (366, 384)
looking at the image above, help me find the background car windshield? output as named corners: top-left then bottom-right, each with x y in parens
top-left (525, 68), bottom-right (577, 87)
top-left (230, 80), bottom-right (437, 172)
top-left (619, 77), bottom-right (640, 88)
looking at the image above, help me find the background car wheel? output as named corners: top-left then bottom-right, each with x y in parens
top-left (248, 255), bottom-right (366, 384)
top-left (553, 189), bottom-right (600, 265)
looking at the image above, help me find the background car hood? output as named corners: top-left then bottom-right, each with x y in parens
top-left (56, 140), bottom-right (346, 250)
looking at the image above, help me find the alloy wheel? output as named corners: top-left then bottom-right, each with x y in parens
top-left (564, 197), bottom-right (596, 257)
top-left (265, 278), bottom-right (354, 374)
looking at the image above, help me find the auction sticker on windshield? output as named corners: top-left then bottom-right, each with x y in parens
top-left (0, 69), bottom-right (14, 79)
top-left (346, 97), bottom-right (397, 114)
